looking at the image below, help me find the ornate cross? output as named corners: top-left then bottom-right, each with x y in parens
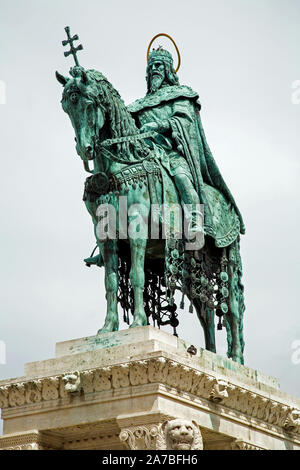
top-left (62, 26), bottom-right (83, 66)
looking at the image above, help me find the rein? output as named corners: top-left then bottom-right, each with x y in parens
top-left (97, 131), bottom-right (157, 165)
top-left (100, 131), bottom-right (157, 148)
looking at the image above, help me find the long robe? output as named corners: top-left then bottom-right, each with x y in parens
top-left (127, 85), bottom-right (245, 246)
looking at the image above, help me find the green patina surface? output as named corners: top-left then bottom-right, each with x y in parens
top-left (56, 29), bottom-right (246, 364)
top-left (87, 337), bottom-right (122, 350)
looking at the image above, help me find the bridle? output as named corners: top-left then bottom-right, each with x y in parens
top-left (97, 131), bottom-right (157, 165)
top-left (79, 92), bottom-right (157, 169)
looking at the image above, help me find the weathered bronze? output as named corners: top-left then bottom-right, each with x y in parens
top-left (147, 33), bottom-right (181, 72)
top-left (56, 29), bottom-right (245, 364)
top-left (62, 26), bottom-right (83, 66)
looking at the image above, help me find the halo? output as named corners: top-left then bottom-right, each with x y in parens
top-left (146, 33), bottom-right (181, 73)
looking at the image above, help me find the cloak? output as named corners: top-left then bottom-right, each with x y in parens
top-left (127, 85), bottom-right (245, 241)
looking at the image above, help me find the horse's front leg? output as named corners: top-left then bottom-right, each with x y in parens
top-left (129, 237), bottom-right (148, 328)
top-left (97, 240), bottom-right (119, 334)
top-left (199, 306), bottom-right (216, 353)
top-left (192, 299), bottom-right (216, 353)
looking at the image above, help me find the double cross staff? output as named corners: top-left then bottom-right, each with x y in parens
top-left (62, 26), bottom-right (83, 66)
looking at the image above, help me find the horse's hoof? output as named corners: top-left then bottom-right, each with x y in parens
top-left (230, 355), bottom-right (243, 364)
top-left (97, 321), bottom-right (119, 335)
top-left (129, 318), bottom-right (147, 329)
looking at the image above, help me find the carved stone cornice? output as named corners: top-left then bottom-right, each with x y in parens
top-left (206, 439), bottom-right (265, 450)
top-left (0, 431), bottom-right (61, 450)
top-left (231, 439), bottom-right (265, 451)
top-left (0, 357), bottom-right (299, 437)
top-left (62, 432), bottom-right (121, 450)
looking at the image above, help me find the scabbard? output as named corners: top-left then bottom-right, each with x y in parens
top-left (147, 173), bottom-right (161, 225)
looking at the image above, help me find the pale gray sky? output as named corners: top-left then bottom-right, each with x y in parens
top-left (0, 0), bottom-right (299, 432)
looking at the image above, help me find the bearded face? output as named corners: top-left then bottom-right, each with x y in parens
top-left (149, 60), bottom-right (166, 93)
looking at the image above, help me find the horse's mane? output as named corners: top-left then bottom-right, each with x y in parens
top-left (83, 69), bottom-right (147, 159)
top-left (84, 69), bottom-right (138, 139)
top-left (63, 67), bottom-right (145, 160)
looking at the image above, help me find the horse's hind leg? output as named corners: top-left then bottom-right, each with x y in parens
top-left (223, 313), bottom-right (233, 359)
top-left (193, 299), bottom-right (216, 353)
top-left (226, 242), bottom-right (244, 364)
top-left (227, 274), bottom-right (242, 363)
top-left (129, 237), bottom-right (147, 328)
top-left (97, 240), bottom-right (119, 334)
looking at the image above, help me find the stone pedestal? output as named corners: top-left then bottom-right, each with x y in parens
top-left (0, 326), bottom-right (299, 450)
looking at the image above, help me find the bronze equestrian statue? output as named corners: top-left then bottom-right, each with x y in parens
top-left (56, 29), bottom-right (246, 364)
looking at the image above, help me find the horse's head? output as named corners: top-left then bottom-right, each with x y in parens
top-left (56, 67), bottom-right (106, 171)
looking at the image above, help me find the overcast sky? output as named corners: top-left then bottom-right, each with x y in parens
top-left (0, 0), bottom-right (299, 432)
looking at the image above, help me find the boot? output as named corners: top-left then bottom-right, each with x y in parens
top-left (186, 210), bottom-right (204, 240)
top-left (84, 253), bottom-right (103, 267)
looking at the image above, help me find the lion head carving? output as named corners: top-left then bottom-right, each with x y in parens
top-left (158, 419), bottom-right (203, 450)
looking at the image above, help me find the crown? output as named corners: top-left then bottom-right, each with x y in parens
top-left (146, 34), bottom-right (181, 73)
top-left (148, 47), bottom-right (174, 68)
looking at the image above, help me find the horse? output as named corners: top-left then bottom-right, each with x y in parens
top-left (56, 66), bottom-right (245, 364)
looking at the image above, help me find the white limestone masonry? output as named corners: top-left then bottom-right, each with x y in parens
top-left (0, 326), bottom-right (299, 450)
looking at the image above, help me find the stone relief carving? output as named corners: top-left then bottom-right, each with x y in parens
top-left (120, 420), bottom-right (203, 450)
top-left (62, 371), bottom-right (81, 393)
top-left (157, 419), bottom-right (203, 450)
top-left (42, 377), bottom-right (59, 401)
top-left (8, 443), bottom-right (45, 450)
top-left (25, 380), bottom-right (42, 404)
top-left (231, 440), bottom-right (264, 451)
top-left (1, 357), bottom-right (299, 436)
top-left (0, 386), bottom-right (9, 408)
top-left (94, 367), bottom-right (112, 392)
top-left (148, 357), bottom-right (168, 382)
top-left (129, 360), bottom-right (148, 386)
top-left (209, 379), bottom-right (229, 403)
top-left (8, 383), bottom-right (25, 407)
top-left (119, 425), bottom-right (160, 450)
top-left (283, 408), bottom-right (300, 433)
top-left (111, 364), bottom-right (130, 388)
top-left (0, 431), bottom-right (59, 451)
top-left (81, 370), bottom-right (94, 393)
top-left (3, 443), bottom-right (41, 450)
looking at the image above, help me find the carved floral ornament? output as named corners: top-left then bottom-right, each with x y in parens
top-left (0, 358), bottom-right (299, 435)
top-left (118, 422), bottom-right (266, 450)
